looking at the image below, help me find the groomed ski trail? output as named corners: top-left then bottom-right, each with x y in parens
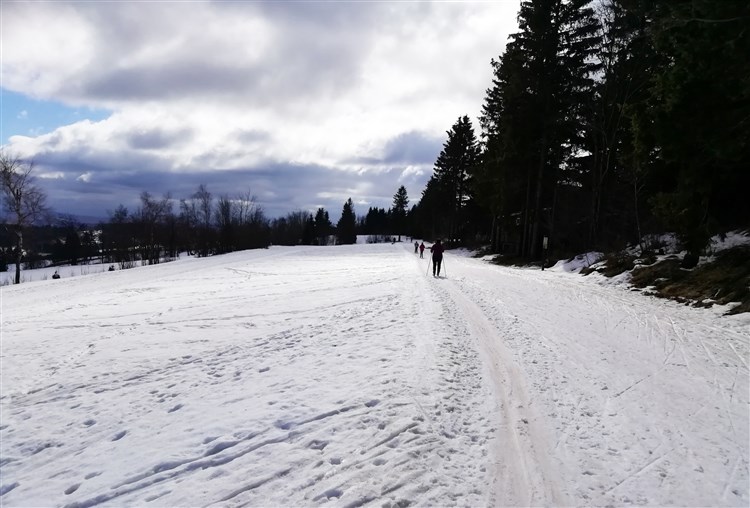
top-left (425, 249), bottom-right (749, 507)
top-left (420, 257), bottom-right (567, 506)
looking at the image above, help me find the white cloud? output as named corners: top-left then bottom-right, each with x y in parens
top-left (17, 110), bottom-right (28, 119)
top-left (1, 0), bottom-right (520, 218)
top-left (38, 171), bottom-right (65, 180)
top-left (400, 166), bottom-right (425, 179)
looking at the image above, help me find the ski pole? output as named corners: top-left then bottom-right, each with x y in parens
top-left (426, 258), bottom-right (431, 276)
top-left (443, 257), bottom-right (447, 278)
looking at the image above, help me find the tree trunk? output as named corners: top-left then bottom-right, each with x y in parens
top-left (633, 161), bottom-right (643, 254)
top-left (530, 133), bottom-right (548, 260)
top-left (14, 228), bottom-right (22, 285)
top-left (521, 167), bottom-right (533, 257)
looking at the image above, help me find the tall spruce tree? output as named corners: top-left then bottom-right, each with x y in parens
top-left (391, 186), bottom-right (409, 241)
top-left (302, 214), bottom-right (316, 245)
top-left (645, 0), bottom-right (750, 257)
top-left (431, 116), bottom-right (481, 242)
top-left (336, 198), bottom-right (357, 245)
top-left (476, 45), bottom-right (533, 253)
top-left (314, 207), bottom-right (332, 245)
top-left (582, 0), bottom-right (663, 251)
top-left (476, 0), bottom-right (600, 258)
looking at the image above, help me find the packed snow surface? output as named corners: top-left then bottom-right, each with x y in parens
top-left (1, 243), bottom-right (748, 507)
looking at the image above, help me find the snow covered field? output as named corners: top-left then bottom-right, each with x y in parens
top-left (1, 243), bottom-right (748, 507)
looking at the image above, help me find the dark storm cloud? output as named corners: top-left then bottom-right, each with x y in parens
top-left (35, 145), bottom-right (431, 223)
top-left (348, 131), bottom-right (443, 166)
top-left (126, 127), bottom-right (193, 150)
top-left (382, 131), bottom-right (443, 165)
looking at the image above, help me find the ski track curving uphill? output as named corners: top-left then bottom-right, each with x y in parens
top-left (1, 242), bottom-right (747, 506)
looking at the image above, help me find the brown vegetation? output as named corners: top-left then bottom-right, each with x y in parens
top-left (629, 246), bottom-right (750, 315)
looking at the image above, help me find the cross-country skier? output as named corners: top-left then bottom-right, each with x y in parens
top-left (430, 239), bottom-right (444, 277)
top-left (414, 241), bottom-right (419, 254)
top-left (419, 242), bottom-right (425, 258)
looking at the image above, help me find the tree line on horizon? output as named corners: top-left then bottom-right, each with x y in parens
top-left (0, 153), bottom-right (414, 281)
top-left (2, 0), bottom-right (748, 282)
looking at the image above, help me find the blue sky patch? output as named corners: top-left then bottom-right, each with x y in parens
top-left (1, 89), bottom-right (111, 144)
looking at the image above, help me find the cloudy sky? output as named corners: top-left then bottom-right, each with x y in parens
top-left (1, 0), bottom-right (520, 222)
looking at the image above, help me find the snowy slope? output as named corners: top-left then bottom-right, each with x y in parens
top-left (1, 243), bottom-right (748, 507)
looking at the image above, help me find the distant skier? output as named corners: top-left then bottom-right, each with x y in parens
top-left (52, 270), bottom-right (60, 279)
top-left (419, 242), bottom-right (426, 258)
top-left (430, 239), bottom-right (444, 277)
top-left (414, 241), bottom-right (419, 254)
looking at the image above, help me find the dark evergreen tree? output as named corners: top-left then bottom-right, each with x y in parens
top-left (336, 198), bottom-right (357, 245)
top-left (578, 0), bottom-right (665, 253)
top-left (391, 186), bottom-right (409, 241)
top-left (476, 0), bottom-right (601, 258)
top-left (314, 207), bottom-right (333, 245)
top-left (363, 207), bottom-right (390, 235)
top-left (644, 0), bottom-right (750, 257)
top-left (302, 214), bottom-right (316, 245)
top-left (65, 229), bottom-right (81, 265)
top-left (476, 45), bottom-right (533, 254)
top-left (429, 116), bottom-right (481, 243)
top-left (416, 176), bottom-right (449, 241)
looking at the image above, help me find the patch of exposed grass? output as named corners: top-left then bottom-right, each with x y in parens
top-left (630, 246), bottom-right (750, 314)
top-left (600, 253), bottom-right (636, 277)
top-left (580, 265), bottom-right (596, 275)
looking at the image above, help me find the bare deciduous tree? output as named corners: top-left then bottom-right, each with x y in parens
top-left (137, 191), bottom-right (172, 265)
top-left (194, 184), bottom-right (213, 257)
top-left (0, 152), bottom-right (50, 284)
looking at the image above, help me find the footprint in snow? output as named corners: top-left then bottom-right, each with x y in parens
top-left (64, 483), bottom-right (80, 495)
top-left (168, 404), bottom-right (183, 413)
top-left (308, 440), bottom-right (328, 450)
top-left (274, 420), bottom-right (294, 430)
top-left (112, 430), bottom-right (127, 441)
top-left (324, 489), bottom-right (343, 499)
